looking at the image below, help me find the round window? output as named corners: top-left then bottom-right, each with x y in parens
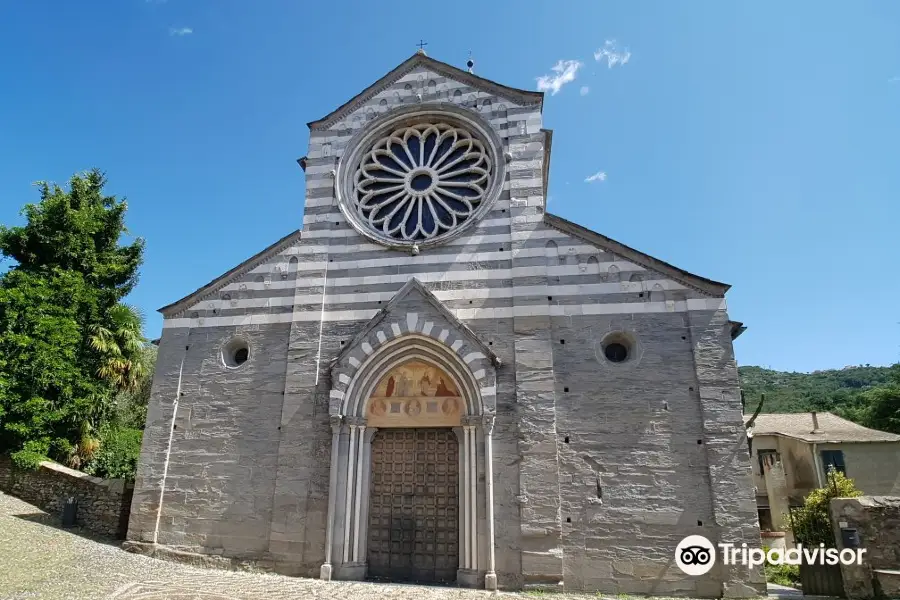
top-left (339, 107), bottom-right (505, 249)
top-left (353, 122), bottom-right (492, 243)
top-left (222, 338), bottom-right (250, 368)
top-left (233, 347), bottom-right (249, 365)
top-left (604, 342), bottom-right (628, 363)
top-left (598, 331), bottom-right (637, 366)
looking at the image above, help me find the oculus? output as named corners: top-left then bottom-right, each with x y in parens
top-left (351, 120), bottom-right (493, 244)
top-left (222, 338), bottom-right (250, 368)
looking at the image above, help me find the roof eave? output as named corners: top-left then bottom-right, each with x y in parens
top-left (759, 431), bottom-right (900, 444)
top-left (158, 229), bottom-right (303, 317)
top-left (541, 213), bottom-right (731, 297)
top-left (541, 128), bottom-right (553, 201)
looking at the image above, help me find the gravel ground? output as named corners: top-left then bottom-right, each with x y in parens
top-left (0, 491), bottom-right (780, 600)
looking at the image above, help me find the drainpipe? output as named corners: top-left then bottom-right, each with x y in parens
top-left (811, 442), bottom-right (823, 488)
top-left (810, 412), bottom-right (824, 488)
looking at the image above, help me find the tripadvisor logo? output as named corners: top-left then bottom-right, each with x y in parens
top-left (675, 536), bottom-right (866, 576)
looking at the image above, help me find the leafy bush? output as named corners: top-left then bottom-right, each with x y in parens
top-left (762, 545), bottom-right (800, 587)
top-left (10, 439), bottom-right (51, 470)
top-left (765, 561), bottom-right (800, 587)
top-left (787, 469), bottom-right (862, 546)
top-left (84, 425), bottom-right (143, 480)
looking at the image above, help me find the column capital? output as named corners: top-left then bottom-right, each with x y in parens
top-left (329, 415), bottom-right (343, 433)
top-left (482, 413), bottom-right (495, 435)
top-left (461, 415), bottom-right (480, 428)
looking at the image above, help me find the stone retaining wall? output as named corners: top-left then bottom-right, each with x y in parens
top-left (0, 456), bottom-right (134, 539)
top-left (830, 495), bottom-right (900, 598)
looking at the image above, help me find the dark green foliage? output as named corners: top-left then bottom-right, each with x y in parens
top-left (861, 381), bottom-right (900, 434)
top-left (113, 345), bottom-right (157, 430)
top-left (0, 170), bottom-right (146, 471)
top-left (739, 364), bottom-right (900, 433)
top-left (762, 545), bottom-right (800, 587)
top-left (84, 425), bottom-right (144, 480)
top-left (787, 470), bottom-right (862, 547)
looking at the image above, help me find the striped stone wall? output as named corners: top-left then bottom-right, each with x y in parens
top-left (128, 57), bottom-right (765, 596)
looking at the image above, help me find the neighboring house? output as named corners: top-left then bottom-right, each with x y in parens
top-left (746, 411), bottom-right (900, 546)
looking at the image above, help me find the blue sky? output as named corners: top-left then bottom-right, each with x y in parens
top-left (1, 1), bottom-right (898, 373)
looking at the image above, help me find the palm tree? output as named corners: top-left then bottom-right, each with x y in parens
top-left (89, 303), bottom-right (147, 393)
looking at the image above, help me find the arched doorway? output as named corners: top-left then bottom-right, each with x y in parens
top-left (321, 332), bottom-right (498, 589)
top-left (365, 360), bottom-right (462, 584)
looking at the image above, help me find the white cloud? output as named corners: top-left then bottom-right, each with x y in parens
top-left (169, 27), bottom-right (192, 36)
top-left (890, 76), bottom-right (900, 83)
top-left (594, 40), bottom-right (630, 68)
top-left (536, 60), bottom-right (583, 95)
top-left (580, 86), bottom-right (590, 96)
top-left (584, 171), bottom-right (607, 183)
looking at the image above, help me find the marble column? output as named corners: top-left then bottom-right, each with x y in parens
top-left (352, 424), bottom-right (367, 561)
top-left (320, 415), bottom-right (343, 580)
top-left (453, 426), bottom-right (467, 572)
top-left (483, 413), bottom-right (497, 590)
top-left (342, 422), bottom-right (358, 563)
top-left (352, 426), bottom-right (378, 562)
top-left (457, 416), bottom-right (480, 587)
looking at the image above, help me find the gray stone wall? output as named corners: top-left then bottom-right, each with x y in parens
top-left (127, 322), bottom-right (293, 562)
top-left (127, 56), bottom-right (766, 596)
top-left (0, 457), bottom-right (134, 539)
top-left (830, 496), bottom-right (900, 599)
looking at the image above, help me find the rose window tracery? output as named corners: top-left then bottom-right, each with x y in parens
top-left (352, 122), bottom-right (492, 243)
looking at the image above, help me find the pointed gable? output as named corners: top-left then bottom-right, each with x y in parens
top-left (331, 278), bottom-right (499, 371)
top-left (307, 51), bottom-right (543, 131)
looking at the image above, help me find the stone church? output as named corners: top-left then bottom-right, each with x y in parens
top-left (126, 51), bottom-right (765, 597)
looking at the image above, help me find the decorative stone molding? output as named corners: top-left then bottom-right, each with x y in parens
top-left (336, 104), bottom-right (507, 251)
top-left (329, 415), bottom-right (343, 432)
top-left (353, 122), bottom-right (492, 244)
top-left (328, 279), bottom-right (499, 418)
top-left (482, 413), bottom-right (496, 434)
top-left (461, 415), bottom-right (482, 427)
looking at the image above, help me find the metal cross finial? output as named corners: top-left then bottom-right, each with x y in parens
top-left (417, 40), bottom-right (428, 50)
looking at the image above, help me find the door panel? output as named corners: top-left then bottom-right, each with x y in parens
top-left (367, 428), bottom-right (459, 583)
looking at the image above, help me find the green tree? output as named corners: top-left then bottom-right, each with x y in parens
top-left (112, 343), bottom-right (157, 430)
top-left (862, 380), bottom-right (900, 434)
top-left (786, 470), bottom-right (863, 547)
top-left (89, 303), bottom-right (147, 393)
top-left (0, 170), bottom-right (144, 468)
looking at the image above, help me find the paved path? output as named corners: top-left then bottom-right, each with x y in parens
top-left (1, 491), bottom-right (790, 600)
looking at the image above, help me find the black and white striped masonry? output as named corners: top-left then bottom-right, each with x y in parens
top-left (126, 51), bottom-right (766, 598)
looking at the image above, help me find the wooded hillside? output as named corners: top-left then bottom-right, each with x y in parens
top-left (738, 364), bottom-right (900, 433)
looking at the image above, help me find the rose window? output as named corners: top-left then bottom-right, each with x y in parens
top-left (352, 122), bottom-right (492, 242)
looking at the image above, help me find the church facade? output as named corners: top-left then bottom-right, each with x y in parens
top-left (126, 52), bottom-right (765, 597)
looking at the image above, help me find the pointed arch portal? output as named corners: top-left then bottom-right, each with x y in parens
top-left (320, 333), bottom-right (497, 589)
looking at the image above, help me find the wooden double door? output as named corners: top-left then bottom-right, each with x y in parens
top-left (366, 428), bottom-right (459, 584)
